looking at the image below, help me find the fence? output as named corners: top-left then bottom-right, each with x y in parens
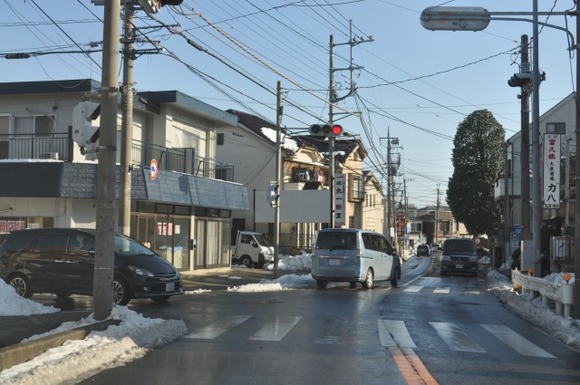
top-left (511, 270), bottom-right (575, 318)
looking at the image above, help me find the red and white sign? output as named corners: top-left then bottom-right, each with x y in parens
top-left (150, 159), bottom-right (158, 181)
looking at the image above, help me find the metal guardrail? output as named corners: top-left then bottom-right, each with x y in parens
top-left (511, 270), bottom-right (575, 318)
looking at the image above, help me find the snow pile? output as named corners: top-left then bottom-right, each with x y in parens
top-left (0, 281), bottom-right (188, 385)
top-left (265, 251), bottom-right (312, 272)
top-left (487, 270), bottom-right (580, 350)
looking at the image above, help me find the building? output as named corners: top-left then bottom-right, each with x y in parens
top-left (0, 79), bottom-right (249, 270)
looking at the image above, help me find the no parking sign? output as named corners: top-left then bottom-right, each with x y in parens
top-left (150, 159), bottom-right (158, 180)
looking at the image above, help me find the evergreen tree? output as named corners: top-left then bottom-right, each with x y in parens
top-left (447, 110), bottom-right (504, 237)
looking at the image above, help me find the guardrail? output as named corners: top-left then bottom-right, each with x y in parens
top-left (511, 270), bottom-right (575, 318)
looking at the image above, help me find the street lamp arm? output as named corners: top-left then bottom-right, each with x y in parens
top-left (489, 17), bottom-right (575, 48)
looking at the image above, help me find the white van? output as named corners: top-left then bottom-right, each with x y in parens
top-left (232, 231), bottom-right (274, 268)
top-left (311, 228), bottom-right (401, 289)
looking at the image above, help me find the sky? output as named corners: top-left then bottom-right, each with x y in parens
top-left (0, 252), bottom-right (578, 384)
top-left (0, 1), bottom-right (578, 207)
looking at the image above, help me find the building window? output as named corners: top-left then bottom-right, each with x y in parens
top-left (217, 133), bottom-right (224, 145)
top-left (546, 122), bottom-right (566, 134)
top-left (349, 174), bottom-right (363, 202)
top-left (0, 116), bottom-right (9, 136)
top-left (13, 115), bottom-right (55, 137)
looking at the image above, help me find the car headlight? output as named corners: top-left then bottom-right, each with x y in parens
top-left (441, 255), bottom-right (452, 261)
top-left (470, 256), bottom-right (478, 262)
top-left (128, 265), bottom-right (154, 277)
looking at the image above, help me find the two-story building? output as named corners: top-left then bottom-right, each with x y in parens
top-left (0, 79), bottom-right (249, 270)
top-left (216, 110), bottom-right (384, 253)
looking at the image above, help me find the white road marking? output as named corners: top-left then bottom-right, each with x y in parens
top-left (430, 322), bottom-right (486, 353)
top-left (184, 315), bottom-right (251, 339)
top-left (249, 316), bottom-right (301, 341)
top-left (481, 324), bottom-right (556, 358)
top-left (433, 287), bottom-right (451, 294)
top-left (403, 285), bottom-right (423, 292)
top-left (378, 320), bottom-right (417, 348)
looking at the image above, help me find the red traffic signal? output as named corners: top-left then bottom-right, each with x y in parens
top-left (330, 124), bottom-right (343, 136)
top-left (309, 123), bottom-right (343, 137)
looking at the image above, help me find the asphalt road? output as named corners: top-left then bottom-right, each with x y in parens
top-left (56, 259), bottom-right (580, 385)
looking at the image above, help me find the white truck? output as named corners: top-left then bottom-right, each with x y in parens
top-left (232, 231), bottom-right (275, 268)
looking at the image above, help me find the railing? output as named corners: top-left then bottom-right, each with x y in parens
top-left (511, 270), bottom-right (575, 318)
top-left (0, 134), bottom-right (234, 182)
top-left (0, 133), bottom-right (72, 161)
top-left (279, 232), bottom-right (314, 255)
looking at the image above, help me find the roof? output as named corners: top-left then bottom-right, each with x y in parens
top-left (0, 79), bottom-right (97, 95)
top-left (139, 91), bottom-right (238, 126)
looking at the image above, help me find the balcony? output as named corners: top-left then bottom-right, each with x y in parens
top-left (0, 133), bottom-right (234, 182)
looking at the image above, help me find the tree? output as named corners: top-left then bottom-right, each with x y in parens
top-left (447, 110), bottom-right (504, 237)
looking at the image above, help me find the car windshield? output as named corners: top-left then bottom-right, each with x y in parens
top-left (256, 234), bottom-right (271, 247)
top-left (316, 232), bottom-right (357, 250)
top-left (444, 240), bottom-right (476, 252)
top-left (114, 234), bottom-right (156, 256)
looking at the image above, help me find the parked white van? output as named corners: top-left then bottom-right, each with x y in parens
top-left (311, 228), bottom-right (401, 289)
top-left (232, 231), bottom-right (274, 268)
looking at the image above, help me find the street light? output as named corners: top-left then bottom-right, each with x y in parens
top-left (420, 3), bottom-right (544, 279)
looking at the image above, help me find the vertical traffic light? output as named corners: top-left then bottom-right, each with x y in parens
top-left (268, 181), bottom-right (279, 207)
top-left (72, 101), bottom-right (101, 153)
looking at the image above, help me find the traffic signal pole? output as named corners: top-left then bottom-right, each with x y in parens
top-left (274, 81), bottom-right (282, 278)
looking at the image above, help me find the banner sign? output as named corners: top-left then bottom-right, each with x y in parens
top-left (543, 134), bottom-right (560, 209)
top-left (334, 173), bottom-right (346, 226)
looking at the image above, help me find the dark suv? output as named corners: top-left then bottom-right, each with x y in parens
top-left (440, 238), bottom-right (478, 277)
top-left (416, 244), bottom-right (431, 257)
top-left (0, 228), bottom-right (183, 305)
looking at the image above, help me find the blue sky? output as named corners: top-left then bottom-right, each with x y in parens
top-left (0, 0), bottom-right (576, 208)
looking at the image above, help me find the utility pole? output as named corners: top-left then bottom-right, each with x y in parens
top-left (435, 185), bottom-right (440, 244)
top-left (573, 0), bottom-right (580, 319)
top-left (508, 35), bottom-right (532, 259)
top-left (273, 81), bottom-right (282, 279)
top-left (386, 129), bottom-right (392, 240)
top-left (328, 21), bottom-right (373, 228)
top-left (94, 0), bottom-right (120, 321)
top-left (119, 1), bottom-right (135, 237)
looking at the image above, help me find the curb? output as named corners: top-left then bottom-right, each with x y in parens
top-left (0, 319), bottom-right (120, 371)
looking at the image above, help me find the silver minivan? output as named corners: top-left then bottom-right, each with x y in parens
top-left (311, 228), bottom-right (401, 289)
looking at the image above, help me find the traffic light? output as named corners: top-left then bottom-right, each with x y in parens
top-left (138, 0), bottom-right (183, 15)
top-left (268, 181), bottom-right (279, 207)
top-left (508, 72), bottom-right (531, 88)
top-left (309, 123), bottom-right (343, 137)
top-left (72, 101), bottom-right (100, 154)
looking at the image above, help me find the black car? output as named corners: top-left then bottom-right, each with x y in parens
top-left (0, 228), bottom-right (183, 305)
top-left (416, 244), bottom-right (431, 257)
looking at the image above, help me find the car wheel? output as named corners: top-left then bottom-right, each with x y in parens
top-left (240, 255), bottom-right (253, 268)
top-left (316, 280), bottom-right (328, 289)
top-left (362, 268), bottom-right (374, 289)
top-left (391, 269), bottom-right (399, 288)
top-left (151, 296), bottom-right (170, 304)
top-left (9, 274), bottom-right (32, 298)
top-left (113, 277), bottom-right (131, 306)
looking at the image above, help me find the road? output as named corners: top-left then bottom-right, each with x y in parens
top-left (70, 257), bottom-right (580, 385)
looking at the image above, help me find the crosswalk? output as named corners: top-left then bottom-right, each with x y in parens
top-left (402, 285), bottom-right (479, 295)
top-left (183, 316), bottom-right (556, 358)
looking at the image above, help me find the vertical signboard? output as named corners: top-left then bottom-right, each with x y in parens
top-left (543, 134), bottom-right (560, 208)
top-left (334, 173), bottom-right (346, 227)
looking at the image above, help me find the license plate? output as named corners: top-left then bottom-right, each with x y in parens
top-left (455, 263), bottom-right (464, 269)
top-left (329, 259), bottom-right (341, 266)
top-left (166, 282), bottom-right (175, 292)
